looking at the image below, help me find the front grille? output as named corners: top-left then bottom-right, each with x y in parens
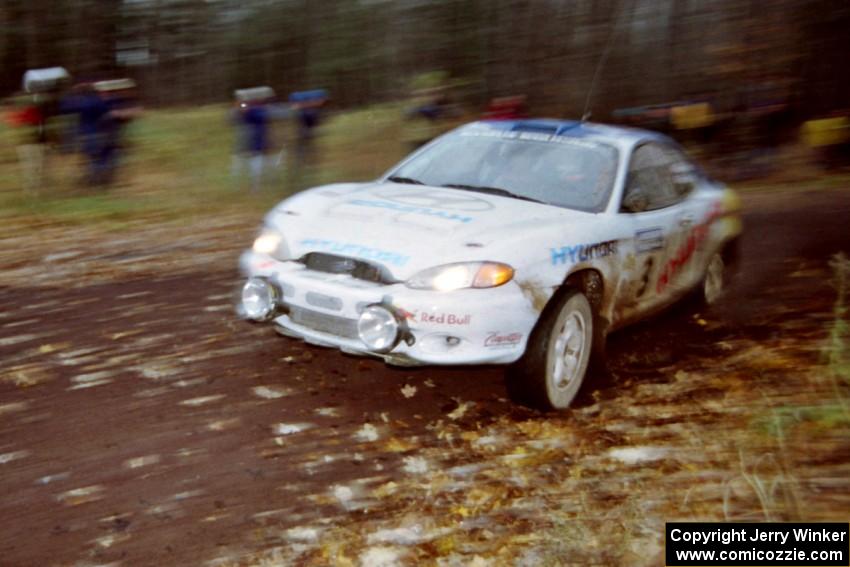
top-left (288, 306), bottom-right (359, 340)
top-left (305, 292), bottom-right (343, 311)
top-left (300, 253), bottom-right (396, 284)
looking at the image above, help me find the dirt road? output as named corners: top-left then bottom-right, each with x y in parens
top-left (1, 187), bottom-right (848, 566)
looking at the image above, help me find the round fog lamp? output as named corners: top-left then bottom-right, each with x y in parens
top-left (241, 277), bottom-right (279, 321)
top-left (357, 305), bottom-right (400, 352)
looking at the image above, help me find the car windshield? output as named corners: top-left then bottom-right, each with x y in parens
top-left (386, 129), bottom-right (619, 212)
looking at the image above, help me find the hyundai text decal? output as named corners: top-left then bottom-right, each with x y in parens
top-left (299, 238), bottom-right (410, 267)
top-left (550, 240), bottom-right (618, 265)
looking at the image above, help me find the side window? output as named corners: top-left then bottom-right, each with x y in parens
top-left (622, 143), bottom-right (681, 212)
top-left (663, 146), bottom-right (699, 199)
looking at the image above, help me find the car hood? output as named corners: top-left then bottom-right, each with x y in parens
top-left (265, 181), bottom-right (595, 279)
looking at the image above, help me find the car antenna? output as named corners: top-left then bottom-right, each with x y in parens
top-left (581, 0), bottom-right (635, 122)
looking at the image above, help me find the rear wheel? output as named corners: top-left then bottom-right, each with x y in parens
top-left (702, 252), bottom-right (725, 305)
top-left (506, 288), bottom-right (594, 410)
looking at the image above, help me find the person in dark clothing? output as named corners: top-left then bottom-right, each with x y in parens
top-left (291, 89), bottom-right (327, 167)
top-left (242, 100), bottom-right (271, 192)
top-left (64, 83), bottom-right (109, 186)
top-left (98, 81), bottom-right (141, 185)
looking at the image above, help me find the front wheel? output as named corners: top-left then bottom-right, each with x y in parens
top-left (506, 289), bottom-right (594, 410)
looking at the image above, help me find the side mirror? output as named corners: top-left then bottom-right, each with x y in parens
top-left (623, 187), bottom-right (649, 213)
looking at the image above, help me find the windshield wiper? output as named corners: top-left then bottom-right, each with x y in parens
top-left (441, 184), bottom-right (544, 204)
top-left (387, 175), bottom-right (425, 185)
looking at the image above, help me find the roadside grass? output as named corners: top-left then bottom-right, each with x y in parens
top-left (758, 253), bottom-right (850, 432)
top-left (0, 102), bottom-right (412, 230)
top-left (740, 252), bottom-right (850, 522)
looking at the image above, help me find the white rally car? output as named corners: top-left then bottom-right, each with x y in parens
top-left (238, 119), bottom-right (742, 409)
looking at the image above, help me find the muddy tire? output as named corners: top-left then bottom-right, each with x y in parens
top-left (700, 251), bottom-right (725, 305)
top-left (506, 288), bottom-right (594, 410)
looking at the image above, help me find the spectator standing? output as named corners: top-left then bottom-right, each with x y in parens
top-left (242, 98), bottom-right (271, 192)
top-left (291, 89), bottom-right (328, 168)
top-left (12, 67), bottom-right (72, 191)
top-left (232, 87), bottom-right (282, 192)
top-left (96, 79), bottom-right (142, 186)
top-left (7, 94), bottom-right (47, 192)
top-left (68, 83), bottom-right (110, 186)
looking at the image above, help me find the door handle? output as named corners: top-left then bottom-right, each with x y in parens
top-left (679, 215), bottom-right (694, 227)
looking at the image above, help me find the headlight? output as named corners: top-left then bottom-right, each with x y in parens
top-left (253, 228), bottom-right (283, 256)
top-left (357, 305), bottom-right (400, 352)
top-left (240, 277), bottom-right (280, 321)
top-left (406, 262), bottom-right (514, 291)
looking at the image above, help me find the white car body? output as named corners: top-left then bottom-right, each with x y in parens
top-left (239, 120), bottom-right (742, 370)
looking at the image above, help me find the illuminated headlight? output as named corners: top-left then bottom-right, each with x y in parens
top-left (241, 277), bottom-right (280, 321)
top-left (406, 262), bottom-right (514, 291)
top-left (357, 305), bottom-right (400, 352)
top-left (252, 228), bottom-right (284, 256)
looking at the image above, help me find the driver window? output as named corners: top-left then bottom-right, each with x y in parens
top-left (622, 143), bottom-right (677, 212)
top-left (663, 146), bottom-right (699, 198)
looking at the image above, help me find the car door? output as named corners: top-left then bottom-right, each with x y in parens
top-left (614, 142), bottom-right (695, 324)
top-left (652, 145), bottom-right (716, 297)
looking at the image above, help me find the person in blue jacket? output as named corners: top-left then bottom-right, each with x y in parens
top-left (242, 99), bottom-right (271, 192)
top-left (63, 82), bottom-right (109, 186)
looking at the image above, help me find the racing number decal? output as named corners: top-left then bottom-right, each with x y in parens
top-left (633, 228), bottom-right (663, 301)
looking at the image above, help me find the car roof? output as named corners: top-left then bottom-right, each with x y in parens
top-left (464, 118), bottom-right (671, 151)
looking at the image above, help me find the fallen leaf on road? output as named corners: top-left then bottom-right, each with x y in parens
top-left (273, 423), bottom-right (314, 435)
top-left (402, 456), bottom-right (429, 474)
top-left (401, 384), bottom-right (417, 398)
top-left (372, 481), bottom-right (398, 499)
top-left (0, 450), bottom-right (29, 464)
top-left (448, 401), bottom-right (474, 420)
top-left (109, 330), bottom-right (142, 340)
top-left (359, 546), bottom-right (405, 567)
top-left (38, 342), bottom-right (69, 354)
top-left (92, 534), bottom-right (130, 548)
top-left (0, 402), bottom-right (29, 416)
top-left (0, 334), bottom-right (37, 347)
top-left (124, 455), bottom-right (161, 469)
top-left (608, 446), bottom-right (668, 464)
top-left (286, 526), bottom-right (322, 543)
top-left (383, 437), bottom-right (415, 452)
top-left (57, 485), bottom-right (104, 506)
top-left (5, 365), bottom-right (52, 388)
top-left (179, 395), bottom-right (225, 407)
top-left (252, 385), bottom-right (290, 399)
top-left (208, 418), bottom-right (241, 431)
top-left (354, 423), bottom-right (380, 442)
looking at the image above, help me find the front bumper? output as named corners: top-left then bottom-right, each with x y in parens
top-left (239, 251), bottom-right (538, 366)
